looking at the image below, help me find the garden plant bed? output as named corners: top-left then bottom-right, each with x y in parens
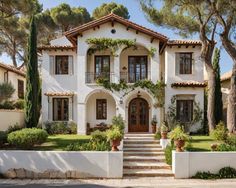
top-left (188, 136), bottom-right (220, 151)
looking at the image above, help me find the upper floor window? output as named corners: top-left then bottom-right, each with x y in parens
top-left (53, 98), bottom-right (69, 121)
top-left (96, 99), bottom-right (107, 119)
top-left (56, 56), bottom-right (69, 74)
top-left (176, 100), bottom-right (193, 122)
top-left (18, 79), bottom-right (24, 99)
top-left (128, 56), bottom-right (147, 83)
top-left (95, 56), bottom-right (110, 79)
top-left (176, 53), bottom-right (192, 74)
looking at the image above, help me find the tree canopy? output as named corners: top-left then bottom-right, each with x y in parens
top-left (92, 2), bottom-right (130, 19)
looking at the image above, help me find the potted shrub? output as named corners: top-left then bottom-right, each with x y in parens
top-left (169, 126), bottom-right (189, 152)
top-left (151, 117), bottom-right (157, 133)
top-left (106, 127), bottom-right (123, 151)
top-left (160, 123), bottom-right (168, 139)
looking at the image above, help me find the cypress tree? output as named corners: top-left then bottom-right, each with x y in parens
top-left (25, 16), bottom-right (40, 128)
top-left (212, 48), bottom-right (223, 125)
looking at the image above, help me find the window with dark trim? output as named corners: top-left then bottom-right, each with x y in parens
top-left (18, 80), bottom-right (24, 99)
top-left (96, 99), bottom-right (107, 119)
top-left (128, 56), bottom-right (147, 83)
top-left (95, 56), bottom-right (110, 80)
top-left (178, 53), bottom-right (192, 74)
top-left (53, 98), bottom-right (69, 121)
top-left (176, 100), bottom-right (193, 122)
top-left (4, 72), bottom-right (8, 82)
top-left (55, 56), bottom-right (69, 74)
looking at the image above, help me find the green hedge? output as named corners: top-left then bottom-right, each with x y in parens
top-left (164, 144), bottom-right (174, 165)
top-left (44, 121), bottom-right (77, 135)
top-left (8, 128), bottom-right (48, 149)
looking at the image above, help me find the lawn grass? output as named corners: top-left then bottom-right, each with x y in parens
top-left (35, 134), bottom-right (91, 151)
top-left (188, 135), bottom-right (220, 151)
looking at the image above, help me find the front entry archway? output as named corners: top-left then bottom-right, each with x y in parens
top-left (128, 98), bottom-right (149, 132)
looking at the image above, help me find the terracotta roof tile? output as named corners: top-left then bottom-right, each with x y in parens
top-left (38, 45), bottom-right (76, 51)
top-left (171, 81), bottom-right (206, 88)
top-left (221, 70), bottom-right (232, 81)
top-left (0, 62), bottom-right (25, 77)
top-left (44, 91), bottom-right (75, 96)
top-left (167, 40), bottom-right (202, 46)
top-left (65, 13), bottom-right (168, 44)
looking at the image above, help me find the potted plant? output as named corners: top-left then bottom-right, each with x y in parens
top-left (151, 117), bottom-right (157, 133)
top-left (160, 123), bottom-right (168, 139)
top-left (169, 126), bottom-right (189, 152)
top-left (106, 126), bottom-right (123, 151)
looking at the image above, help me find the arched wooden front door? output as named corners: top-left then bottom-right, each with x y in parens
top-left (128, 98), bottom-right (149, 132)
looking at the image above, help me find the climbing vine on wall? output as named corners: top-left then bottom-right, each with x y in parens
top-left (96, 78), bottom-right (166, 108)
top-left (86, 38), bottom-right (136, 56)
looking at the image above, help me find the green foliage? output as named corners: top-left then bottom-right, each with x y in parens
top-left (154, 132), bottom-right (161, 140)
top-left (0, 82), bottom-right (15, 103)
top-left (226, 134), bottom-right (236, 146)
top-left (6, 123), bottom-right (22, 134)
top-left (25, 16), bottom-right (40, 128)
top-left (14, 99), bottom-right (24, 109)
top-left (86, 38), bottom-right (136, 56)
top-left (106, 126), bottom-right (123, 141)
top-left (169, 126), bottom-right (189, 141)
top-left (65, 141), bottom-right (111, 151)
top-left (164, 144), bottom-right (174, 165)
top-left (0, 131), bottom-right (7, 146)
top-left (0, 100), bottom-right (15, 109)
top-left (112, 114), bottom-right (125, 131)
top-left (210, 121), bottom-right (228, 141)
top-left (212, 48), bottom-right (223, 124)
top-left (67, 121), bottom-right (77, 134)
top-left (44, 121), bottom-right (68, 135)
top-left (92, 2), bottom-right (130, 19)
top-left (215, 143), bottom-right (236, 151)
top-left (161, 123), bottom-right (168, 132)
top-left (193, 167), bottom-right (236, 179)
top-left (148, 47), bottom-right (157, 57)
top-left (7, 128), bottom-right (48, 149)
top-left (91, 130), bottom-right (107, 143)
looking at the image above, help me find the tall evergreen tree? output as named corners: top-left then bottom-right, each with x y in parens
top-left (212, 48), bottom-right (223, 125)
top-left (25, 16), bottom-right (40, 128)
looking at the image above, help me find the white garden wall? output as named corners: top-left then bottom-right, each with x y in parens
top-left (172, 151), bottom-right (236, 178)
top-left (0, 151), bottom-right (123, 178)
top-left (0, 110), bottom-right (24, 131)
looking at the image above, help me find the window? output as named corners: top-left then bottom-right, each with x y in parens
top-left (4, 72), bottom-right (8, 82)
top-left (177, 53), bottom-right (192, 74)
top-left (176, 100), bottom-right (193, 122)
top-left (128, 56), bottom-right (147, 83)
top-left (18, 80), bottom-right (24, 99)
top-left (55, 56), bottom-right (69, 74)
top-left (53, 98), bottom-right (69, 121)
top-left (96, 99), bottom-right (107, 119)
top-left (95, 56), bottom-right (110, 79)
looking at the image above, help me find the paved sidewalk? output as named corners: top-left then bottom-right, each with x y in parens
top-left (1, 178), bottom-right (236, 188)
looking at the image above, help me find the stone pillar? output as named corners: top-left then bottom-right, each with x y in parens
top-left (113, 49), bottom-right (122, 83)
top-left (150, 54), bottom-right (160, 83)
top-left (77, 103), bottom-right (86, 135)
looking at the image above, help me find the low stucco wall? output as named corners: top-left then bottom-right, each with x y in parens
top-left (0, 110), bottom-right (24, 131)
top-left (172, 151), bottom-right (236, 178)
top-left (0, 150), bottom-right (123, 178)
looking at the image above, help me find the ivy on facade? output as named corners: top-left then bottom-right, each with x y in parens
top-left (86, 38), bottom-right (136, 56)
top-left (96, 78), bottom-right (166, 108)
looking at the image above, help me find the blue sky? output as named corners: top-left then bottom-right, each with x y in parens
top-left (2, 0), bottom-right (233, 74)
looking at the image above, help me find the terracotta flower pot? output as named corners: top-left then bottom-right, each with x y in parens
top-left (152, 124), bottom-right (157, 133)
top-left (161, 132), bottom-right (168, 139)
top-left (174, 139), bottom-right (185, 152)
top-left (111, 138), bottom-right (121, 151)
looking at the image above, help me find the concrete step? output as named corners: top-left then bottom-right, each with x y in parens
top-left (124, 151), bottom-right (164, 156)
top-left (123, 155), bottom-right (165, 162)
top-left (123, 162), bottom-right (171, 170)
top-left (123, 144), bottom-right (162, 148)
top-left (124, 140), bottom-right (160, 144)
top-left (125, 133), bottom-right (155, 137)
top-left (123, 169), bottom-right (174, 177)
top-left (124, 137), bottom-right (155, 140)
top-left (123, 148), bottom-right (163, 152)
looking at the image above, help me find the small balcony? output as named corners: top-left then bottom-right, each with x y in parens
top-left (85, 72), bottom-right (115, 84)
top-left (120, 71), bottom-right (151, 83)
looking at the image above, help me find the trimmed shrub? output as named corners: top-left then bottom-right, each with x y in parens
top-left (215, 143), bottom-right (236, 151)
top-left (91, 130), bottom-right (107, 143)
top-left (226, 134), bottom-right (236, 146)
top-left (44, 121), bottom-right (69, 135)
top-left (0, 100), bottom-right (14, 109)
top-left (14, 99), bottom-right (24, 109)
top-left (0, 131), bottom-right (7, 146)
top-left (65, 141), bottom-right (111, 151)
top-left (193, 171), bottom-right (219, 179)
top-left (164, 144), bottom-right (174, 165)
top-left (6, 123), bottom-right (22, 134)
top-left (68, 121), bottom-right (77, 134)
top-left (8, 128), bottom-right (48, 149)
top-left (219, 167), bottom-right (236, 178)
top-left (210, 121), bottom-right (228, 141)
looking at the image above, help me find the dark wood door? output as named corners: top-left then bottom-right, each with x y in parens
top-left (128, 98), bottom-right (149, 132)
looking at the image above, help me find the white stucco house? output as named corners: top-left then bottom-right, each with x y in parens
top-left (0, 62), bottom-right (26, 101)
top-left (39, 13), bottom-right (205, 135)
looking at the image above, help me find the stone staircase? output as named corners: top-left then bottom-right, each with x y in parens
top-left (123, 133), bottom-right (173, 177)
